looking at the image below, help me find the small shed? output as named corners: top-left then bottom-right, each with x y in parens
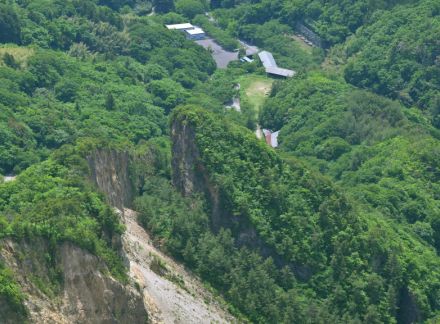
top-left (262, 129), bottom-right (280, 148)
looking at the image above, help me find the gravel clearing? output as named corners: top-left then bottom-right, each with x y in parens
top-left (195, 38), bottom-right (238, 68)
top-left (121, 208), bottom-right (236, 324)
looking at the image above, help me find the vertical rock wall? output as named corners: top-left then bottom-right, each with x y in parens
top-left (87, 149), bottom-right (134, 210)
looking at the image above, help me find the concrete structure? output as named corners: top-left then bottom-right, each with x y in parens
top-left (165, 23), bottom-right (194, 31)
top-left (258, 51), bottom-right (295, 78)
top-left (296, 22), bottom-right (325, 48)
top-left (185, 27), bottom-right (206, 40)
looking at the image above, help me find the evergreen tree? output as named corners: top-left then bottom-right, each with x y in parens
top-left (0, 4), bottom-right (21, 44)
top-left (105, 93), bottom-right (116, 110)
top-left (3, 53), bottom-right (19, 69)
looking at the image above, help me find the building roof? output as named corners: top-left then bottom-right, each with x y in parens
top-left (258, 51), bottom-right (277, 68)
top-left (165, 23), bottom-right (194, 30)
top-left (258, 50), bottom-right (295, 77)
top-left (266, 66), bottom-right (295, 77)
top-left (262, 129), bottom-right (280, 148)
top-left (185, 27), bottom-right (205, 35)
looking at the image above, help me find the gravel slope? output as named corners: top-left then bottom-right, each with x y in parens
top-left (121, 208), bottom-right (236, 324)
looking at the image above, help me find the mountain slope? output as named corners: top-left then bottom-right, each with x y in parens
top-left (141, 106), bottom-right (440, 323)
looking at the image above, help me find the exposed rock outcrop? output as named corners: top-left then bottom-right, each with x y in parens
top-left (0, 238), bottom-right (147, 324)
top-left (170, 115), bottom-right (306, 277)
top-left (87, 149), bottom-right (134, 210)
top-left (120, 208), bottom-right (234, 324)
top-left (86, 146), bottom-right (235, 323)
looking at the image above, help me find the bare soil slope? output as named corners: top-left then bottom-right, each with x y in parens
top-left (121, 208), bottom-right (236, 324)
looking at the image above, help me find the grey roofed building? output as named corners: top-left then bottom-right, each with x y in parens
top-left (258, 51), bottom-right (277, 68)
top-left (266, 66), bottom-right (295, 78)
top-left (185, 27), bottom-right (206, 40)
top-left (258, 50), bottom-right (295, 78)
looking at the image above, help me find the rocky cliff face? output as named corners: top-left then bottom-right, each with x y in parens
top-left (171, 117), bottom-right (230, 231)
top-left (170, 116), bottom-right (303, 276)
top-left (87, 149), bottom-right (134, 210)
top-left (0, 238), bottom-right (147, 324)
top-left (85, 146), bottom-right (235, 323)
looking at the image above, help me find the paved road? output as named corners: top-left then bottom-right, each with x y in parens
top-left (195, 38), bottom-right (238, 68)
top-left (239, 40), bottom-right (259, 56)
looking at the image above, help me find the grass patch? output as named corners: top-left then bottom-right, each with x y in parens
top-left (238, 74), bottom-right (273, 116)
top-left (287, 34), bottom-right (313, 54)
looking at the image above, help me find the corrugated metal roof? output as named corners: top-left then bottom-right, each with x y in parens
top-left (258, 51), bottom-right (277, 68)
top-left (258, 50), bottom-right (295, 77)
top-left (265, 66), bottom-right (295, 77)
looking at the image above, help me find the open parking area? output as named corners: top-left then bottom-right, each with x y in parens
top-left (195, 38), bottom-right (238, 68)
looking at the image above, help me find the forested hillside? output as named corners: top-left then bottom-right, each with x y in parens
top-left (211, 0), bottom-right (439, 127)
top-left (261, 73), bottom-right (440, 252)
top-left (344, 0), bottom-right (440, 123)
top-left (0, 0), bottom-right (439, 322)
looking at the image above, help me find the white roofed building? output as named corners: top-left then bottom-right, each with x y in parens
top-left (185, 27), bottom-right (206, 40)
top-left (166, 23), bottom-right (206, 40)
top-left (165, 23), bottom-right (194, 30)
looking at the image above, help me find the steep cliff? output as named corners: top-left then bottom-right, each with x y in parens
top-left (85, 145), bottom-right (236, 323)
top-left (121, 208), bottom-right (234, 324)
top-left (87, 149), bottom-right (134, 210)
top-left (170, 108), bottom-right (303, 276)
top-left (169, 106), bottom-right (440, 322)
top-left (0, 238), bottom-right (147, 324)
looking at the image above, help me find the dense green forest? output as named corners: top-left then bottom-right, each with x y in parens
top-left (210, 0), bottom-right (439, 127)
top-left (261, 72), bottom-right (440, 252)
top-left (0, 0), bottom-right (439, 322)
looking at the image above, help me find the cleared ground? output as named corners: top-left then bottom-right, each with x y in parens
top-left (238, 75), bottom-right (273, 114)
top-left (121, 208), bottom-right (235, 324)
